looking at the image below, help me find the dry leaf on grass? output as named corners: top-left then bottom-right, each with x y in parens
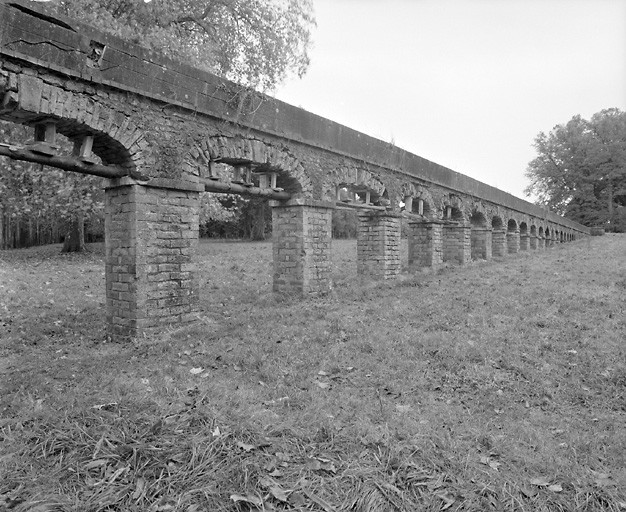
top-left (230, 493), bottom-right (263, 508)
top-left (236, 441), bottom-right (255, 452)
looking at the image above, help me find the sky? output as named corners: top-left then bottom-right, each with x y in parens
top-left (274, 0), bottom-right (626, 201)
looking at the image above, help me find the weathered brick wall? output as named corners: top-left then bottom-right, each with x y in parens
top-left (443, 223), bottom-right (471, 265)
top-left (408, 220), bottom-right (443, 268)
top-left (357, 212), bottom-right (401, 279)
top-left (507, 230), bottom-right (520, 254)
top-left (492, 229), bottom-right (507, 257)
top-left (470, 227), bottom-right (492, 260)
top-left (105, 179), bottom-right (200, 340)
top-left (272, 200), bottom-right (333, 295)
top-left (520, 234), bottom-right (530, 251)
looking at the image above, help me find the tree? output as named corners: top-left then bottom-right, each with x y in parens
top-left (50, 0), bottom-right (315, 91)
top-left (525, 108), bottom-right (626, 231)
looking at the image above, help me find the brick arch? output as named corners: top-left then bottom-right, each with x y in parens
top-left (507, 218), bottom-right (518, 231)
top-left (206, 136), bottom-right (312, 196)
top-left (324, 164), bottom-right (386, 203)
top-left (442, 194), bottom-right (465, 221)
top-left (491, 215), bottom-right (505, 230)
top-left (469, 209), bottom-right (488, 227)
top-left (519, 222), bottom-right (528, 235)
top-left (0, 75), bottom-right (150, 172)
top-left (401, 183), bottom-right (435, 218)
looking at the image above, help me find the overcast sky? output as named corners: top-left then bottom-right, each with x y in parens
top-left (274, 0), bottom-right (626, 201)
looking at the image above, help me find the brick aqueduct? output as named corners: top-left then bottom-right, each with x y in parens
top-left (0, 1), bottom-right (589, 340)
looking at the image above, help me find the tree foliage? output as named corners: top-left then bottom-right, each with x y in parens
top-left (50, 0), bottom-right (315, 91)
top-left (525, 108), bottom-right (626, 231)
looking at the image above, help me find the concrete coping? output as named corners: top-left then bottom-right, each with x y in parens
top-left (105, 176), bottom-right (205, 193)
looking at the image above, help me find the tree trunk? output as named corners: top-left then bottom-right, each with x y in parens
top-left (607, 181), bottom-right (614, 230)
top-left (251, 202), bottom-right (267, 241)
top-left (62, 213), bottom-right (87, 252)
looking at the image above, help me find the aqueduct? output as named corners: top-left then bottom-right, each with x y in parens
top-left (0, 0), bottom-right (589, 341)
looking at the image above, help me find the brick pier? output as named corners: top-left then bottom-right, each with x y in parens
top-left (507, 229), bottom-right (520, 254)
top-left (408, 220), bottom-right (443, 268)
top-left (470, 227), bottom-right (492, 260)
top-left (492, 229), bottom-right (507, 257)
top-left (271, 199), bottom-right (334, 295)
top-left (357, 211), bottom-right (401, 278)
top-left (443, 222), bottom-right (471, 265)
top-left (104, 178), bottom-right (202, 341)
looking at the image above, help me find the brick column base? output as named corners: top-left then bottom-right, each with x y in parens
top-left (357, 211), bottom-right (401, 279)
top-left (443, 222), bottom-right (471, 265)
top-left (471, 227), bottom-right (492, 260)
top-left (105, 178), bottom-right (201, 342)
top-left (507, 230), bottom-right (520, 254)
top-left (408, 220), bottom-right (443, 268)
top-left (271, 199), bottom-right (334, 295)
top-left (530, 235), bottom-right (538, 250)
top-left (520, 234), bottom-right (530, 251)
top-left (492, 229), bottom-right (507, 257)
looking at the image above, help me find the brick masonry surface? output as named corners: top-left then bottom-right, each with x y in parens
top-left (272, 201), bottom-right (334, 296)
top-left (357, 212), bottom-right (401, 279)
top-left (408, 220), bottom-right (443, 268)
top-left (443, 223), bottom-right (471, 265)
top-left (105, 179), bottom-right (199, 339)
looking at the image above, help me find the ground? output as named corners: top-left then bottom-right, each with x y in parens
top-left (1, 235), bottom-right (625, 511)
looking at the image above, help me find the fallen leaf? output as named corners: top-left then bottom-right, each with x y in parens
top-left (189, 367), bottom-right (203, 374)
top-left (230, 494), bottom-right (263, 508)
top-left (316, 381), bottom-right (330, 389)
top-left (288, 491), bottom-right (307, 508)
top-left (489, 461), bottom-right (501, 470)
top-left (548, 484), bottom-right (563, 492)
top-left (303, 490), bottom-right (336, 512)
top-left (237, 441), bottom-right (255, 452)
top-left (269, 485), bottom-right (290, 502)
top-left (520, 486), bottom-right (538, 498)
top-left (132, 477), bottom-right (146, 500)
top-left (530, 477), bottom-right (551, 487)
top-left (591, 471), bottom-right (613, 487)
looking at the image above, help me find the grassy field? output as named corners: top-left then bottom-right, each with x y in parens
top-left (1, 235), bottom-right (625, 511)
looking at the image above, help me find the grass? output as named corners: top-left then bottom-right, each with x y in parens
top-left (1, 235), bottom-right (625, 511)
